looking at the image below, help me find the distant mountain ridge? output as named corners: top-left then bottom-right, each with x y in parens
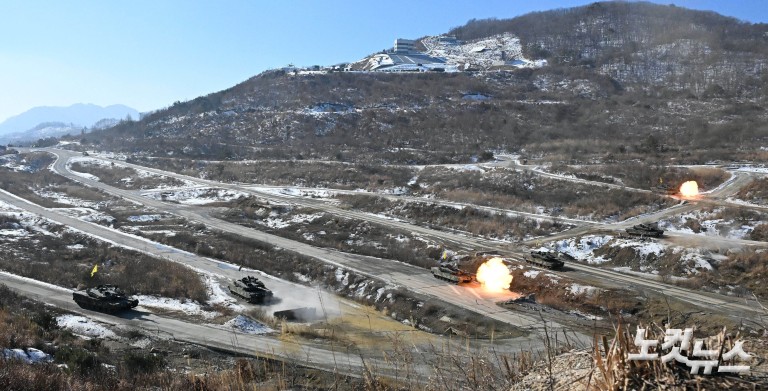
top-left (0, 103), bottom-right (139, 137)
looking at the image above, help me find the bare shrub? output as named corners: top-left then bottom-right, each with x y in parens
top-left (416, 166), bottom-right (675, 220)
top-left (589, 322), bottom-right (765, 390)
top-left (750, 223), bottom-right (768, 241)
top-left (70, 162), bottom-right (187, 189)
top-left (736, 177), bottom-right (768, 206)
top-left (338, 194), bottom-right (571, 241)
top-left (545, 163), bottom-right (730, 191)
top-left (0, 228), bottom-right (206, 301)
top-left (218, 201), bottom-right (443, 269)
top-left (127, 157), bottom-right (416, 190)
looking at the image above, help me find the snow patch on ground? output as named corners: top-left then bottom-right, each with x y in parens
top-left (143, 187), bottom-right (247, 205)
top-left (554, 235), bottom-right (614, 264)
top-left (0, 155), bottom-right (32, 172)
top-left (67, 156), bottom-right (112, 167)
top-left (199, 272), bottom-right (244, 312)
top-left (137, 295), bottom-right (220, 319)
top-left (66, 169), bottom-right (101, 182)
top-left (681, 251), bottom-right (714, 275)
top-left (2, 348), bottom-right (53, 364)
top-left (55, 207), bottom-right (115, 225)
top-left (658, 208), bottom-right (761, 240)
top-left (569, 310), bottom-right (603, 321)
top-left (33, 190), bottom-right (102, 208)
top-left (127, 214), bottom-right (162, 222)
top-left (523, 270), bottom-right (541, 279)
top-left (446, 164), bottom-right (485, 173)
top-left (294, 272), bottom-right (312, 283)
top-left (64, 157), bottom-right (109, 181)
top-left (612, 267), bottom-right (686, 282)
top-left (725, 197), bottom-right (765, 209)
top-left (616, 239), bottom-right (665, 257)
top-left (224, 315), bottom-right (273, 334)
top-left (735, 166), bottom-right (768, 174)
top-left (249, 186), bottom-right (336, 199)
top-left (569, 283), bottom-right (599, 296)
top-left (0, 226), bottom-right (29, 239)
top-left (376, 187), bottom-right (410, 195)
top-left (261, 212), bottom-right (324, 229)
top-left (56, 314), bottom-right (116, 339)
top-left (0, 199), bottom-right (21, 212)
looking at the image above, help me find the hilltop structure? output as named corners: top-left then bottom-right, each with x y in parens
top-left (393, 38), bottom-right (416, 53)
top-left (363, 38), bottom-right (448, 72)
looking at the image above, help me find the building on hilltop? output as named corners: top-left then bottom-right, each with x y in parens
top-left (360, 38), bottom-right (449, 72)
top-left (369, 52), bottom-right (448, 72)
top-left (394, 38), bottom-right (416, 53)
top-left (437, 35), bottom-right (458, 44)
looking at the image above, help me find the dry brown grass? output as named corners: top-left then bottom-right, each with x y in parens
top-left (0, 224), bottom-right (207, 301)
top-left (587, 322), bottom-right (765, 390)
top-left (547, 163), bottom-right (731, 192)
top-left (338, 194), bottom-right (570, 241)
top-left (416, 166), bottom-right (675, 220)
top-left (705, 249), bottom-right (768, 299)
top-left (0, 152), bottom-right (127, 212)
top-left (69, 161), bottom-right (187, 189)
top-left (128, 156), bottom-right (416, 190)
top-left (750, 224), bottom-right (768, 242)
top-left (736, 177), bottom-right (768, 206)
top-left (505, 267), bottom-right (640, 318)
top-left (219, 199), bottom-right (445, 269)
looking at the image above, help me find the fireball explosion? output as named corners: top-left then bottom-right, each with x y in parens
top-left (476, 257), bottom-right (513, 292)
top-left (680, 180), bottom-right (699, 197)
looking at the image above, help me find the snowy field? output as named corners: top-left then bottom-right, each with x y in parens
top-left (57, 314), bottom-right (117, 339)
top-left (67, 156), bottom-right (199, 189)
top-left (142, 187), bottom-right (248, 205)
top-left (224, 315), bottom-right (273, 334)
top-left (422, 33), bottom-right (546, 70)
top-left (552, 234), bottom-right (716, 277)
top-left (658, 207), bottom-right (763, 240)
top-left (0, 154), bottom-right (34, 172)
top-left (2, 348), bottom-right (53, 364)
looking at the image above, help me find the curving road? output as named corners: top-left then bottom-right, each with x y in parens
top-left (38, 148), bottom-right (765, 318)
top-left (0, 271), bottom-right (420, 379)
top-left (12, 149), bottom-right (578, 342)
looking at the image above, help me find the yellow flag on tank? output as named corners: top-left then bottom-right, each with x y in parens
top-left (90, 264), bottom-right (98, 278)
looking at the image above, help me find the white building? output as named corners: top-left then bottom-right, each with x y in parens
top-left (394, 38), bottom-right (416, 53)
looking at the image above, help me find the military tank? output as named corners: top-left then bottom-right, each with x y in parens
top-left (526, 251), bottom-right (565, 270)
top-left (72, 285), bottom-right (139, 313)
top-left (228, 276), bottom-right (274, 304)
top-left (625, 223), bottom-right (664, 238)
top-left (653, 184), bottom-right (678, 195)
top-left (430, 265), bottom-right (473, 284)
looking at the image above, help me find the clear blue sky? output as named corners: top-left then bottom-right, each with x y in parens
top-left (0, 0), bottom-right (765, 122)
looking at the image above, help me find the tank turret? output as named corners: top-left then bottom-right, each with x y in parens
top-left (653, 184), bottom-right (678, 195)
top-left (526, 251), bottom-right (565, 270)
top-left (228, 276), bottom-right (273, 304)
top-left (72, 285), bottom-right (139, 313)
top-left (625, 223), bottom-right (664, 238)
top-left (430, 264), bottom-right (473, 284)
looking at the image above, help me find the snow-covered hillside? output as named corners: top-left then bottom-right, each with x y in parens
top-left (350, 33), bottom-right (546, 72)
top-left (0, 122), bottom-right (83, 145)
top-left (422, 33), bottom-right (546, 71)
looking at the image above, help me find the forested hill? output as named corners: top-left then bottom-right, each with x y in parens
top-left (448, 1), bottom-right (768, 93)
top-left (76, 1), bottom-right (768, 164)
